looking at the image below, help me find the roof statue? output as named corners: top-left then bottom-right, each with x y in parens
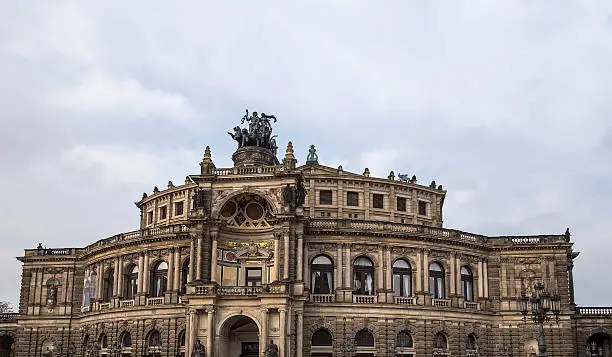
top-left (228, 109), bottom-right (278, 155)
top-left (306, 144), bottom-right (319, 165)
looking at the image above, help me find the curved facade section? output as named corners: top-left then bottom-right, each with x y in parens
top-left (11, 124), bottom-right (612, 357)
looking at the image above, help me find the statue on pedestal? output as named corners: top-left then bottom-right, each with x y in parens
top-left (265, 340), bottom-right (279, 357)
top-left (191, 339), bottom-right (205, 357)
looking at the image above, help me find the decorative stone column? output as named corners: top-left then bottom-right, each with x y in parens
top-left (113, 258), bottom-right (120, 298)
top-left (297, 233), bottom-right (304, 281)
top-left (187, 309), bottom-right (197, 357)
top-left (337, 244), bottom-right (343, 290)
top-left (143, 252), bottom-right (150, 296)
top-left (344, 244), bottom-right (352, 302)
top-left (478, 259), bottom-right (484, 299)
top-left (283, 230), bottom-right (290, 280)
top-left (174, 249), bottom-right (181, 291)
top-left (483, 259), bottom-right (489, 298)
top-left (423, 250), bottom-right (429, 293)
top-left (206, 307), bottom-right (215, 357)
top-left (296, 309), bottom-right (304, 357)
top-left (210, 234), bottom-right (218, 282)
top-left (196, 236), bottom-right (203, 281)
top-left (189, 238), bottom-right (196, 283)
top-left (385, 246), bottom-right (392, 302)
top-left (377, 245), bottom-right (384, 302)
top-left (415, 250), bottom-right (422, 293)
top-left (167, 249), bottom-right (174, 293)
top-left (117, 257), bottom-right (123, 299)
top-left (449, 253), bottom-right (456, 297)
top-left (279, 307), bottom-right (287, 357)
top-left (456, 255), bottom-right (462, 297)
top-left (137, 254), bottom-right (144, 294)
top-left (260, 308), bottom-right (269, 356)
top-left (97, 263), bottom-right (103, 302)
top-left (274, 233), bottom-right (280, 282)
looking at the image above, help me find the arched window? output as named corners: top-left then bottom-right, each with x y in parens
top-left (434, 333), bottom-right (448, 349)
top-left (177, 330), bottom-right (186, 357)
top-left (396, 331), bottom-right (413, 348)
top-left (148, 330), bottom-right (162, 355)
top-left (125, 265), bottom-right (138, 300)
top-left (461, 266), bottom-right (474, 301)
top-left (392, 259), bottom-right (412, 297)
top-left (312, 329), bottom-right (333, 346)
top-left (587, 332), bottom-right (611, 357)
top-left (311, 256), bottom-right (333, 294)
top-left (466, 334), bottom-right (478, 352)
top-left (99, 333), bottom-right (108, 349)
top-left (82, 278), bottom-right (92, 309)
top-left (181, 259), bottom-right (190, 294)
top-left (355, 330), bottom-right (374, 347)
top-left (353, 257), bottom-right (374, 295)
top-left (121, 332), bottom-right (132, 348)
top-left (103, 268), bottom-right (114, 302)
top-left (429, 262), bottom-right (445, 299)
top-left (151, 261), bottom-right (168, 297)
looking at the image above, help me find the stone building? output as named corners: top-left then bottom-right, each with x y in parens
top-left (2, 111), bottom-right (612, 357)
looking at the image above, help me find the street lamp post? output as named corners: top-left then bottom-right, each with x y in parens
top-left (519, 283), bottom-right (562, 357)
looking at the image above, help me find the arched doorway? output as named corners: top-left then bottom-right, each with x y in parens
top-left (218, 315), bottom-right (260, 357)
top-left (587, 333), bottom-right (612, 357)
top-left (0, 335), bottom-right (14, 357)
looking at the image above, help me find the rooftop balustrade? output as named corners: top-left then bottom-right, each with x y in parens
top-left (576, 307), bottom-right (612, 316)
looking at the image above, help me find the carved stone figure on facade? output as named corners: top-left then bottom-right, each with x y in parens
top-left (398, 173), bottom-right (409, 182)
top-left (265, 340), bottom-right (279, 357)
top-left (296, 176), bottom-right (306, 206)
top-left (192, 188), bottom-right (209, 216)
top-left (47, 282), bottom-right (58, 308)
top-left (191, 339), bottom-right (205, 357)
top-left (283, 184), bottom-right (295, 210)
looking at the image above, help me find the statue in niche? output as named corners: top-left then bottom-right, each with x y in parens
top-left (191, 339), bottom-right (205, 357)
top-left (47, 281), bottom-right (58, 308)
top-left (265, 340), bottom-right (279, 357)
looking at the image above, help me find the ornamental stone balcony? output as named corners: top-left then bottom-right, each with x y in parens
top-left (310, 294), bottom-right (335, 303)
top-left (432, 299), bottom-right (451, 308)
top-left (353, 295), bottom-right (377, 304)
top-left (394, 296), bottom-right (416, 305)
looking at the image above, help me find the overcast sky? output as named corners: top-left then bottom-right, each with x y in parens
top-left (1, 1), bottom-right (611, 308)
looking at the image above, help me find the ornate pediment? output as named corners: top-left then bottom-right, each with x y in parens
top-left (235, 241), bottom-right (272, 260)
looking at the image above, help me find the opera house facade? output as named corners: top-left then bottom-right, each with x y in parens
top-left (1, 111), bottom-right (611, 357)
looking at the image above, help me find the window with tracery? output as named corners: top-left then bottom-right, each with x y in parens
top-left (355, 330), bottom-right (374, 347)
top-left (219, 195), bottom-right (273, 229)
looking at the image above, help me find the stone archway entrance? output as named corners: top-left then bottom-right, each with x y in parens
top-left (218, 315), bottom-right (260, 357)
top-left (0, 336), bottom-right (14, 357)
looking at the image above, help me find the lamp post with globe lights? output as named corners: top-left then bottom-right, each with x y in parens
top-left (519, 282), bottom-right (562, 357)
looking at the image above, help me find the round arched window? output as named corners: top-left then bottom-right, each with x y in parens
top-left (429, 262), bottom-right (445, 299)
top-left (393, 259), bottom-right (412, 297)
top-left (355, 330), bottom-right (374, 347)
top-left (461, 266), bottom-right (474, 301)
top-left (312, 329), bottom-right (333, 346)
top-left (311, 256), bottom-right (333, 294)
top-left (151, 262), bottom-right (168, 297)
top-left (353, 257), bottom-right (374, 295)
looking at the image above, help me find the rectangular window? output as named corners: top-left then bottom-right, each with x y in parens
top-left (418, 201), bottom-right (428, 216)
top-left (246, 268), bottom-right (262, 286)
top-left (372, 194), bottom-right (384, 209)
top-left (397, 197), bottom-right (407, 212)
top-left (174, 201), bottom-right (184, 216)
top-left (319, 190), bottom-right (333, 205)
top-left (347, 191), bottom-right (359, 206)
top-left (159, 206), bottom-right (167, 220)
top-left (147, 211), bottom-right (153, 224)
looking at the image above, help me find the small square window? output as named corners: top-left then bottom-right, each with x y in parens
top-left (372, 194), bottom-right (384, 209)
top-left (175, 201), bottom-right (184, 216)
top-left (397, 197), bottom-right (407, 212)
top-left (418, 201), bottom-right (428, 216)
top-left (319, 190), bottom-right (333, 205)
top-left (347, 191), bottom-right (359, 206)
top-left (159, 206), bottom-right (167, 220)
top-left (147, 211), bottom-right (153, 224)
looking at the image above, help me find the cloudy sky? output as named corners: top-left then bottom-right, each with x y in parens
top-left (1, 1), bottom-right (611, 307)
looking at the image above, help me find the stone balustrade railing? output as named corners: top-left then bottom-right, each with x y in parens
top-left (394, 296), bottom-right (416, 305)
top-left (213, 165), bottom-right (281, 176)
top-left (86, 224), bottom-right (189, 252)
top-left (353, 295), bottom-right (377, 304)
top-left (0, 313), bottom-right (18, 321)
top-left (432, 299), bottom-right (451, 308)
top-left (310, 294), bottom-right (335, 303)
top-left (576, 307), bottom-right (612, 316)
top-left (307, 219), bottom-right (567, 247)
